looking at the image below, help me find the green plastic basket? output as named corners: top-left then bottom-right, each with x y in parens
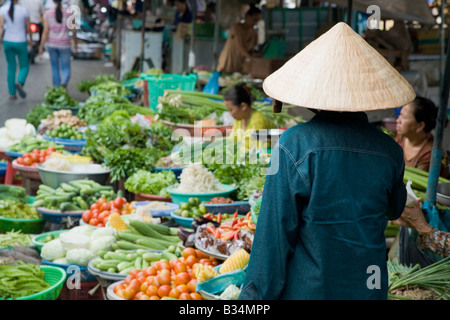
top-left (32, 229), bottom-right (69, 252)
top-left (0, 216), bottom-right (45, 234)
top-left (2, 265), bottom-right (66, 300)
top-left (141, 73), bottom-right (197, 111)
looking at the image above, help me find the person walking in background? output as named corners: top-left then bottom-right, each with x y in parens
top-left (39, 0), bottom-right (77, 88)
top-left (216, 5), bottom-right (262, 75)
top-left (0, 0), bottom-right (31, 100)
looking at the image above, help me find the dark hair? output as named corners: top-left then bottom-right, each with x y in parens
top-left (245, 4), bottom-right (262, 17)
top-left (8, 1), bottom-right (14, 21)
top-left (411, 96), bottom-right (439, 133)
top-left (55, 0), bottom-right (63, 24)
top-left (223, 83), bottom-right (253, 107)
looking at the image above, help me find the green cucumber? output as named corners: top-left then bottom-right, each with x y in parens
top-left (161, 251), bottom-right (178, 261)
top-left (116, 240), bottom-right (151, 251)
top-left (60, 183), bottom-right (80, 193)
top-left (104, 251), bottom-right (128, 261)
top-left (117, 261), bottom-right (135, 272)
top-left (142, 252), bottom-right (163, 262)
top-left (119, 266), bottom-right (136, 275)
top-left (59, 202), bottom-right (82, 212)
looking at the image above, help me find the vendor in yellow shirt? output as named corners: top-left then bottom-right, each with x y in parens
top-left (224, 82), bottom-right (275, 151)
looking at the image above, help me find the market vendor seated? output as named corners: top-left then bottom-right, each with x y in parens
top-left (224, 82), bottom-right (275, 151)
top-left (395, 96), bottom-right (449, 178)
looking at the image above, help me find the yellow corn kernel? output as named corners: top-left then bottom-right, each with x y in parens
top-left (219, 249), bottom-right (250, 274)
top-left (109, 212), bottom-right (127, 231)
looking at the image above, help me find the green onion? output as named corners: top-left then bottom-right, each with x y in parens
top-left (388, 258), bottom-right (450, 300)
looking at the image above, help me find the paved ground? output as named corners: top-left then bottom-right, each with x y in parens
top-left (0, 47), bottom-right (119, 125)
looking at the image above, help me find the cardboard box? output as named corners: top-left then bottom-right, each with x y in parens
top-left (250, 58), bottom-right (288, 79)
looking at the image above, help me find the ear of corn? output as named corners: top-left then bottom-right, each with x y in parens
top-left (109, 213), bottom-right (127, 231)
top-left (219, 249), bottom-right (250, 274)
top-left (193, 264), bottom-right (219, 283)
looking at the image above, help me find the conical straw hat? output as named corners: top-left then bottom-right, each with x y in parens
top-left (263, 22), bottom-right (416, 112)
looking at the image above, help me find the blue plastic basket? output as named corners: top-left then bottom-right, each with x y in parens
top-left (141, 73), bottom-right (197, 111)
top-left (42, 134), bottom-right (86, 154)
top-left (5, 150), bottom-right (23, 160)
top-left (132, 201), bottom-right (179, 217)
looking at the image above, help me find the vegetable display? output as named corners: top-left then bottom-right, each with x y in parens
top-left (0, 118), bottom-right (36, 151)
top-left (40, 110), bottom-right (87, 132)
top-left (0, 200), bottom-right (41, 219)
top-left (388, 258), bottom-right (450, 300)
top-left (124, 170), bottom-right (177, 197)
top-left (192, 212), bottom-right (255, 257)
top-left (0, 185), bottom-right (29, 203)
top-left (403, 166), bottom-right (450, 209)
top-left (112, 247), bottom-right (219, 300)
top-left (77, 92), bottom-right (154, 125)
top-left (92, 246), bottom-right (183, 275)
top-left (114, 220), bottom-right (181, 252)
top-left (43, 86), bottom-right (78, 108)
top-left (0, 261), bottom-right (50, 299)
top-left (15, 146), bottom-right (58, 167)
top-left (25, 104), bottom-right (54, 129)
top-left (0, 231), bottom-right (34, 249)
top-left (90, 81), bottom-right (131, 97)
top-left (173, 197), bottom-right (207, 218)
top-left (157, 90), bottom-right (302, 127)
top-left (40, 225), bottom-right (117, 266)
top-left (77, 74), bottom-right (119, 94)
top-left (45, 124), bottom-right (84, 140)
top-left (81, 196), bottom-right (133, 227)
top-left (7, 135), bottom-right (63, 154)
top-left (32, 179), bottom-right (117, 212)
top-left (82, 110), bottom-right (168, 182)
top-left (0, 246), bottom-right (41, 264)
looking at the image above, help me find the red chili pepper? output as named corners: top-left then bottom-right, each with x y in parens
top-left (231, 219), bottom-right (237, 227)
top-left (220, 231), bottom-right (234, 240)
top-left (204, 213), bottom-right (211, 219)
top-left (217, 213), bottom-right (222, 224)
top-left (220, 224), bottom-right (233, 229)
top-left (233, 230), bottom-right (239, 241)
top-left (246, 211), bottom-right (251, 220)
top-left (233, 211), bottom-right (238, 219)
top-left (215, 230), bottom-right (221, 238)
top-left (234, 221), bottom-right (247, 227)
top-left (206, 227), bottom-right (216, 234)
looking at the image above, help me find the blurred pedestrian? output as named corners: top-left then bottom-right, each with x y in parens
top-left (216, 5), bottom-right (262, 75)
top-left (0, 0), bottom-right (31, 100)
top-left (39, 0), bottom-right (77, 88)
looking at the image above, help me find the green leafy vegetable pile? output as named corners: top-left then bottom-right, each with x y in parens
top-left (82, 110), bottom-right (173, 182)
top-left (77, 74), bottom-right (118, 93)
top-left (25, 103), bottom-right (54, 128)
top-left (90, 81), bottom-right (131, 97)
top-left (124, 170), bottom-right (177, 196)
top-left (43, 86), bottom-right (78, 108)
top-left (77, 92), bottom-right (154, 125)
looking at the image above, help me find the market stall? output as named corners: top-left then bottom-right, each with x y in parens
top-left (1, 5), bottom-right (449, 299)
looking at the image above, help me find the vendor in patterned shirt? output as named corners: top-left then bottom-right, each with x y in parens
top-left (391, 198), bottom-right (449, 258)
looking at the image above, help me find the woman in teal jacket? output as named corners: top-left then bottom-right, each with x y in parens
top-left (239, 23), bottom-right (415, 300)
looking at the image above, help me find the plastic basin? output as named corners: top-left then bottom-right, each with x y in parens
top-left (0, 216), bottom-right (45, 234)
top-left (166, 184), bottom-right (237, 204)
